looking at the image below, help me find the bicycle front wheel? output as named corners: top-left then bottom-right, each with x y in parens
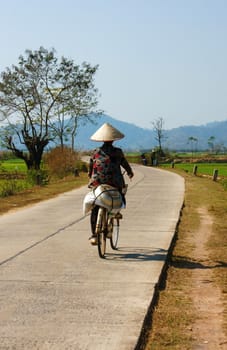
top-left (110, 218), bottom-right (120, 250)
top-left (96, 207), bottom-right (107, 258)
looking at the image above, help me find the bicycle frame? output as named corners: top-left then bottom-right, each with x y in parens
top-left (91, 205), bottom-right (120, 258)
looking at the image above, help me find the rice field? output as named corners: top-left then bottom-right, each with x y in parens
top-left (160, 162), bottom-right (227, 177)
top-left (0, 158), bottom-right (27, 172)
top-left (0, 159), bottom-right (29, 196)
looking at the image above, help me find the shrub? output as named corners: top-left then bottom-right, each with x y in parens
top-left (27, 169), bottom-right (49, 186)
top-left (44, 147), bottom-right (80, 179)
top-left (75, 159), bottom-right (88, 173)
top-left (0, 179), bottom-right (28, 197)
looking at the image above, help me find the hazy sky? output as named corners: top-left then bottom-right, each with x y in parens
top-left (1, 0), bottom-right (227, 130)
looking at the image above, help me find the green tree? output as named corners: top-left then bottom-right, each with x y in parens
top-left (208, 136), bottom-right (215, 153)
top-left (0, 47), bottom-right (99, 169)
top-left (188, 136), bottom-right (198, 156)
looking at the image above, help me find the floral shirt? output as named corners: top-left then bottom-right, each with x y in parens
top-left (88, 143), bottom-right (133, 190)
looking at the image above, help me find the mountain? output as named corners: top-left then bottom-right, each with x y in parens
top-left (75, 114), bottom-right (153, 151)
top-left (75, 115), bottom-right (227, 151)
top-left (164, 121), bottom-right (227, 151)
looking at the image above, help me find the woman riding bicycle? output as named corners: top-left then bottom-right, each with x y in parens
top-left (88, 123), bottom-right (134, 244)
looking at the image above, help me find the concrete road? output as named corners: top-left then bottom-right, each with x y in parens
top-left (0, 165), bottom-right (184, 350)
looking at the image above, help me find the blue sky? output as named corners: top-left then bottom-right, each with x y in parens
top-left (1, 0), bottom-right (227, 130)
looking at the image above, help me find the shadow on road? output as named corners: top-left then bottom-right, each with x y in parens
top-left (106, 246), bottom-right (168, 261)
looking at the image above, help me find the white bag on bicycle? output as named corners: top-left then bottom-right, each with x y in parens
top-left (83, 184), bottom-right (123, 215)
top-left (83, 191), bottom-right (96, 215)
top-left (94, 184), bottom-right (123, 210)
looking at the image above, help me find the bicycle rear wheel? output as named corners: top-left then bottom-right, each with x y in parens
top-left (110, 218), bottom-right (119, 250)
top-left (96, 207), bottom-right (107, 258)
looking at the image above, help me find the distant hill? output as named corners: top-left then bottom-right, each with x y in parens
top-left (164, 121), bottom-right (227, 151)
top-left (75, 114), bottom-right (153, 151)
top-left (75, 115), bottom-right (227, 151)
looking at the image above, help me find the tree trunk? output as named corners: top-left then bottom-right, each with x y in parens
top-left (6, 135), bottom-right (48, 171)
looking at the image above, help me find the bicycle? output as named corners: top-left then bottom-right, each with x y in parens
top-left (89, 184), bottom-right (127, 258)
top-left (90, 207), bottom-right (119, 258)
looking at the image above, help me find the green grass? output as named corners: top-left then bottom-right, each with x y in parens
top-left (0, 159), bottom-right (28, 196)
top-left (0, 179), bottom-right (31, 197)
top-left (0, 158), bottom-right (27, 172)
top-left (160, 162), bottom-right (227, 177)
top-left (0, 173), bottom-right (88, 214)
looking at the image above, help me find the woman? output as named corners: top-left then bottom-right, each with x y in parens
top-left (88, 123), bottom-right (134, 244)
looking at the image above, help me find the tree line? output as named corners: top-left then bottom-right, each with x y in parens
top-left (151, 117), bottom-right (226, 155)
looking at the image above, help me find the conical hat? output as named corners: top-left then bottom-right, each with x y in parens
top-left (90, 123), bottom-right (124, 141)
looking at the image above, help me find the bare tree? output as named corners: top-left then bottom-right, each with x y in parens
top-left (151, 117), bottom-right (166, 155)
top-left (0, 47), bottom-right (99, 169)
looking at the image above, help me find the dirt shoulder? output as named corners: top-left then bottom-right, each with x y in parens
top-left (145, 172), bottom-right (227, 349)
top-left (189, 207), bottom-right (226, 348)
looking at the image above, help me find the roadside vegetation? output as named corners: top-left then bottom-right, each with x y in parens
top-left (0, 149), bottom-right (88, 213)
top-left (162, 162), bottom-right (227, 177)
